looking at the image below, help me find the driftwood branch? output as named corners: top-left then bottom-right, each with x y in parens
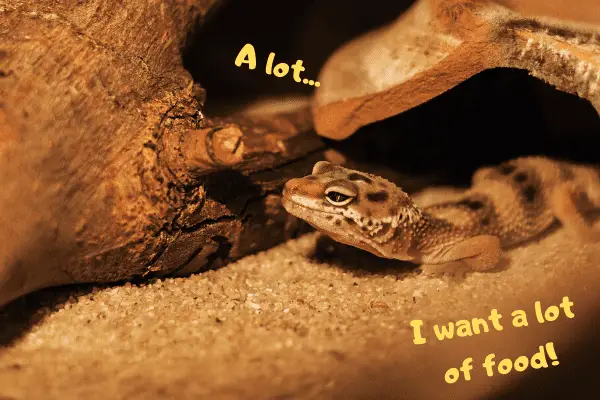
top-left (0, 0), bottom-right (326, 305)
top-left (313, 0), bottom-right (600, 139)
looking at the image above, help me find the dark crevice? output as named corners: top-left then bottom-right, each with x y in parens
top-left (167, 234), bottom-right (232, 278)
top-left (239, 189), bottom-right (282, 224)
top-left (182, 0), bottom-right (411, 113)
top-left (325, 68), bottom-right (600, 188)
top-left (179, 215), bottom-right (236, 234)
top-left (203, 236), bottom-right (233, 271)
top-left (142, 214), bottom-right (237, 275)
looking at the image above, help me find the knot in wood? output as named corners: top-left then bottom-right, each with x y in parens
top-left (182, 125), bottom-right (245, 175)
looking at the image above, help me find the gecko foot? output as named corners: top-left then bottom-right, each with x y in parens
top-left (459, 235), bottom-right (502, 271)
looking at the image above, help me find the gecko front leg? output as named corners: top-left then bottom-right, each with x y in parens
top-left (419, 235), bottom-right (503, 272)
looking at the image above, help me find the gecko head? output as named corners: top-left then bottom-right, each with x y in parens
top-left (282, 161), bottom-right (422, 254)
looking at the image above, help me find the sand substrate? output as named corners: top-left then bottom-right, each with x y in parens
top-left (1, 188), bottom-right (599, 399)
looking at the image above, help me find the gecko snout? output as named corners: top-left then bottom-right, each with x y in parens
top-left (283, 177), bottom-right (321, 199)
top-left (283, 178), bottom-right (302, 198)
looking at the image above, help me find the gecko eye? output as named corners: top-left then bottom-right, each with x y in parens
top-left (325, 186), bottom-right (356, 206)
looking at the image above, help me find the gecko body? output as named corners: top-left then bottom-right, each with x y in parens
top-left (282, 157), bottom-right (600, 271)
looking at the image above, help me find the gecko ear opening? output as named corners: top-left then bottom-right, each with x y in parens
top-left (312, 161), bottom-right (335, 175)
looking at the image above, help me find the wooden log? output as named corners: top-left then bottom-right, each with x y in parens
top-left (0, 0), bottom-right (326, 306)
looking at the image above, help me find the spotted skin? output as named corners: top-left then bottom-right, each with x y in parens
top-left (282, 157), bottom-right (600, 271)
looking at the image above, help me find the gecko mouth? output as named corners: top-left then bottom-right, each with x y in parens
top-left (282, 197), bottom-right (388, 256)
top-left (282, 196), bottom-right (391, 258)
top-left (281, 197), bottom-right (340, 217)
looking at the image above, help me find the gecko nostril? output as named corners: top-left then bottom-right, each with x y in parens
top-left (284, 179), bottom-right (302, 196)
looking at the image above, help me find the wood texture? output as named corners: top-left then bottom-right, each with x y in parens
top-left (313, 0), bottom-right (600, 139)
top-left (0, 1), bottom-right (326, 306)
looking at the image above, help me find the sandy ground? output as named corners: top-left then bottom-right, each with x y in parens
top-left (0, 188), bottom-right (599, 400)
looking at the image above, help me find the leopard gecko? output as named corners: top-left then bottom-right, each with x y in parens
top-left (282, 157), bottom-right (600, 271)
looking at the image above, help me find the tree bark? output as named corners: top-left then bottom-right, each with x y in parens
top-left (0, 0), bottom-right (326, 305)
